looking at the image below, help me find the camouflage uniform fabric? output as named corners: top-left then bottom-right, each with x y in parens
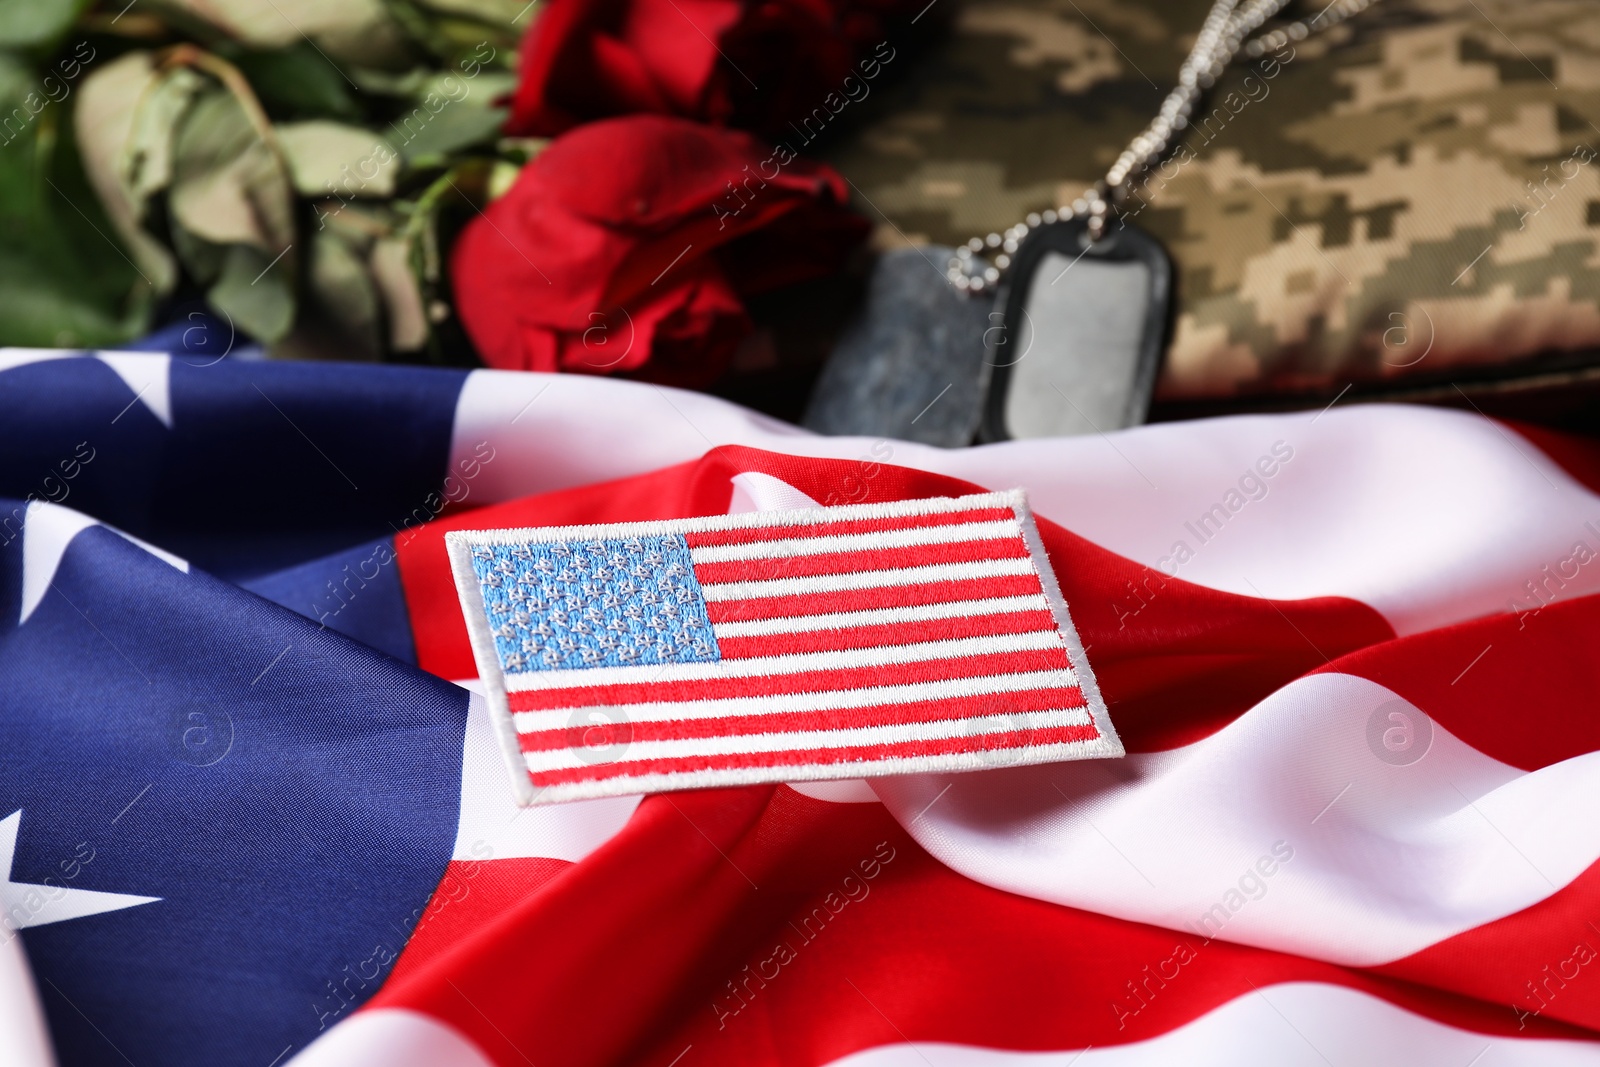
top-left (822, 0), bottom-right (1600, 402)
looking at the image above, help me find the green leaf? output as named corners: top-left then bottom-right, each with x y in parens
top-left (382, 67), bottom-right (515, 163)
top-left (370, 234), bottom-right (426, 351)
top-left (170, 219), bottom-right (227, 284)
top-left (0, 247), bottom-right (147, 346)
top-left (275, 120), bottom-right (397, 198)
top-left (349, 65), bottom-right (432, 97)
top-left (411, 66), bottom-right (515, 106)
top-left (307, 227), bottom-right (381, 358)
top-left (410, 0), bottom-right (534, 26)
top-left (0, 0), bottom-right (88, 51)
top-left (0, 50), bottom-right (30, 102)
top-left (125, 66), bottom-right (207, 202)
top-left (486, 157), bottom-right (523, 200)
top-left (162, 0), bottom-right (416, 69)
top-left (394, 103), bottom-right (505, 164)
top-left (380, 0), bottom-right (528, 67)
top-left (73, 50), bottom-right (179, 294)
top-left (227, 44), bottom-right (362, 122)
top-left (0, 60), bottom-right (152, 346)
top-left (160, 0), bottom-right (387, 48)
top-left (170, 86), bottom-right (294, 251)
top-left (209, 242), bottom-right (294, 340)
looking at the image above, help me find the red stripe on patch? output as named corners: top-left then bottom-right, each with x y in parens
top-left (682, 507), bottom-right (1016, 548)
top-left (518, 683), bottom-right (1087, 751)
top-left (524, 723), bottom-right (1103, 785)
top-left (703, 574), bottom-right (1047, 623)
top-left (508, 647), bottom-right (1076, 710)
top-left (691, 538), bottom-right (1029, 585)
top-left (715, 609), bottom-right (1059, 659)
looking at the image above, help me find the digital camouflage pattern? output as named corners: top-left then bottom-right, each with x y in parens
top-left (823, 0), bottom-right (1600, 401)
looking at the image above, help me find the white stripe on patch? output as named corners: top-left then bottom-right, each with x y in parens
top-left (502, 630), bottom-right (1068, 692)
top-left (521, 707), bottom-right (1095, 772)
top-left (699, 557), bottom-right (1038, 602)
top-left (511, 669), bottom-right (1083, 732)
top-left (711, 595), bottom-right (1052, 637)
top-left (688, 520), bottom-right (1024, 563)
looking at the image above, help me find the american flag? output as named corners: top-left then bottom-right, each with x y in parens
top-left (447, 491), bottom-right (1120, 804)
top-left (12, 351), bottom-right (1600, 1067)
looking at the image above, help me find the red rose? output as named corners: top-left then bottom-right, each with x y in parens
top-left (451, 115), bottom-right (867, 385)
top-left (505, 0), bottom-right (740, 135)
top-left (504, 0), bottom-right (906, 138)
top-left (706, 0), bottom-right (855, 134)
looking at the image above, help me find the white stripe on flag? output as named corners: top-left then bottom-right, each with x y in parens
top-left (698, 557), bottom-right (1038, 601)
top-left (503, 631), bottom-right (1067, 692)
top-left (875, 670), bottom-right (1600, 966)
top-left (711, 595), bottom-right (1051, 637)
top-left (686, 520), bottom-right (1023, 563)
top-left (812, 983), bottom-right (1600, 1067)
top-left (511, 669), bottom-right (1083, 731)
top-left (521, 707), bottom-right (1094, 772)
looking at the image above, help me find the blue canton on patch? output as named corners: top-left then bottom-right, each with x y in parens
top-left (471, 533), bottom-right (720, 672)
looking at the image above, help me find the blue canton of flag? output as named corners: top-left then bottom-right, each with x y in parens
top-left (472, 535), bottom-right (719, 672)
top-left (0, 352), bottom-right (478, 1067)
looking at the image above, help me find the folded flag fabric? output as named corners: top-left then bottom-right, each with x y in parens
top-left (449, 493), bottom-right (1120, 804)
top-left (3, 349), bottom-right (1600, 1067)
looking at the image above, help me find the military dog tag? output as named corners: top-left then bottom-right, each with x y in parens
top-left (982, 217), bottom-right (1172, 441)
top-left (805, 246), bottom-right (993, 446)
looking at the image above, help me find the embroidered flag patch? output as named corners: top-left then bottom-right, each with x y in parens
top-left (446, 490), bottom-right (1122, 805)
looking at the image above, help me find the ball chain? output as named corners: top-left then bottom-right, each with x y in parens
top-left (946, 0), bottom-right (1381, 294)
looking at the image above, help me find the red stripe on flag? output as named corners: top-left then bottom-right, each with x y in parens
top-left (518, 684), bottom-right (1088, 751)
top-left (507, 647), bottom-right (1076, 710)
top-left (715, 609), bottom-right (1059, 660)
top-left (703, 573), bottom-right (1047, 623)
top-left (691, 538), bottom-right (1029, 585)
top-left (1315, 591), bottom-right (1600, 772)
top-left (1371, 852), bottom-right (1600, 1031)
top-left (682, 507), bottom-right (1016, 548)
top-left (376, 778), bottom-right (1578, 1067)
top-left (524, 724), bottom-right (1103, 785)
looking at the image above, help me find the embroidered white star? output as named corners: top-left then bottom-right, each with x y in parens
top-left (0, 811), bottom-right (158, 932)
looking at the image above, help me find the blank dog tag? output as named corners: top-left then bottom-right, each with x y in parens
top-left (981, 217), bottom-right (1171, 441)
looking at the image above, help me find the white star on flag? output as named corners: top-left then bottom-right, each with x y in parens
top-left (0, 811), bottom-right (158, 932)
top-left (0, 350), bottom-right (173, 427)
top-left (18, 501), bottom-right (189, 624)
